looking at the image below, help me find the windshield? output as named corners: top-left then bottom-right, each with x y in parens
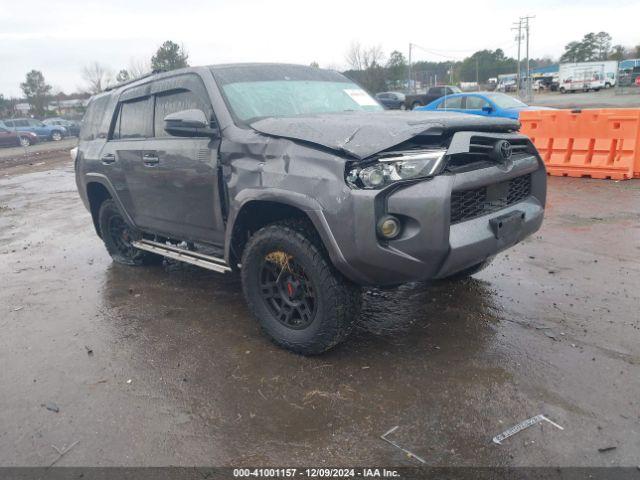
top-left (486, 93), bottom-right (527, 109)
top-left (212, 64), bottom-right (383, 122)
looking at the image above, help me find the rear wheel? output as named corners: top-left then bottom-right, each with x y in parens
top-left (50, 131), bottom-right (63, 141)
top-left (98, 199), bottom-right (159, 266)
top-left (241, 220), bottom-right (361, 355)
top-left (18, 136), bottom-right (31, 147)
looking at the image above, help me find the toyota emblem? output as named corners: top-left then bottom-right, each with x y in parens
top-left (496, 140), bottom-right (513, 161)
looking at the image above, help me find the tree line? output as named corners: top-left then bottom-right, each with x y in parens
top-left (2, 32), bottom-right (639, 118)
top-left (344, 33), bottom-right (640, 93)
top-left (0, 40), bottom-right (189, 117)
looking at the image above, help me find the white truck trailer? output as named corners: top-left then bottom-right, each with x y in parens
top-left (559, 61), bottom-right (618, 93)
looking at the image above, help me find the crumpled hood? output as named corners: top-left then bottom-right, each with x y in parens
top-left (250, 110), bottom-right (520, 160)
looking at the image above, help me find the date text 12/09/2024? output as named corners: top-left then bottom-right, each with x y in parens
top-left (233, 468), bottom-right (400, 478)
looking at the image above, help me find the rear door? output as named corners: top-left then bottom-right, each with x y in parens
top-left (464, 95), bottom-right (492, 117)
top-left (98, 89), bottom-right (153, 228)
top-left (436, 95), bottom-right (465, 113)
top-left (137, 74), bottom-right (224, 244)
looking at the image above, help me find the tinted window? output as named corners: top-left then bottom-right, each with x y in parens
top-left (437, 96), bottom-right (464, 109)
top-left (465, 96), bottom-right (490, 109)
top-left (430, 87), bottom-right (444, 96)
top-left (153, 90), bottom-right (208, 137)
top-left (114, 97), bottom-right (150, 139)
top-left (80, 95), bottom-right (111, 141)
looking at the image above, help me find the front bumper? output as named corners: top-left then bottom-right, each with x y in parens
top-left (324, 154), bottom-right (546, 286)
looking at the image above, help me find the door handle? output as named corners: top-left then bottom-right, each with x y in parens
top-left (143, 153), bottom-right (159, 166)
top-left (101, 153), bottom-right (116, 164)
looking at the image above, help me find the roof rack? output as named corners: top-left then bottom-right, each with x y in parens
top-left (104, 69), bottom-right (166, 91)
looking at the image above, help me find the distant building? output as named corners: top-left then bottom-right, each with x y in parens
top-left (47, 98), bottom-right (90, 117)
top-left (14, 103), bottom-right (31, 114)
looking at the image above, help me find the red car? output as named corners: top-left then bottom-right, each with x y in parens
top-left (0, 127), bottom-right (38, 147)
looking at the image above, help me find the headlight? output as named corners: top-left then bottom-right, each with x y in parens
top-left (346, 149), bottom-right (447, 189)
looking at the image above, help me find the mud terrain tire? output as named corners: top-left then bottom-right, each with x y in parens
top-left (241, 220), bottom-right (361, 355)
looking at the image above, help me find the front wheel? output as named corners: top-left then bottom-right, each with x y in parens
top-left (241, 220), bottom-right (361, 355)
top-left (411, 102), bottom-right (423, 110)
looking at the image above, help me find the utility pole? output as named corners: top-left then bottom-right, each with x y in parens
top-left (408, 43), bottom-right (413, 93)
top-left (512, 19), bottom-right (523, 98)
top-left (522, 16), bottom-right (535, 102)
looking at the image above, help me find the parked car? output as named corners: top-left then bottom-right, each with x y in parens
top-left (417, 92), bottom-right (553, 120)
top-left (0, 127), bottom-right (38, 147)
top-left (404, 85), bottom-right (461, 110)
top-left (44, 118), bottom-right (80, 136)
top-left (374, 91), bottom-right (406, 110)
top-left (0, 118), bottom-right (67, 141)
top-left (76, 64), bottom-right (546, 355)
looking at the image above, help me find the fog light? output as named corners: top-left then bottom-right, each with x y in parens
top-left (377, 215), bottom-right (401, 239)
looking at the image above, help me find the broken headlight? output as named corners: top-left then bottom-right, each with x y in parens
top-left (346, 149), bottom-right (447, 189)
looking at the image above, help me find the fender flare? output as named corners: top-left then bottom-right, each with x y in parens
top-left (224, 188), bottom-right (349, 270)
top-left (84, 173), bottom-right (137, 229)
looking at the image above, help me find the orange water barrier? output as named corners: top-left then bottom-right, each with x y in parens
top-left (519, 109), bottom-right (640, 180)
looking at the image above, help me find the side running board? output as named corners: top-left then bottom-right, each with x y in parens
top-left (131, 239), bottom-right (231, 274)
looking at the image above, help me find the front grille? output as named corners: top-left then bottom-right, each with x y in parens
top-left (450, 174), bottom-right (532, 224)
top-left (444, 136), bottom-right (533, 174)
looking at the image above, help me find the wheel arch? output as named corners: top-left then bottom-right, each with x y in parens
top-left (86, 182), bottom-right (112, 237)
top-left (225, 191), bottom-right (347, 271)
top-left (84, 175), bottom-right (135, 238)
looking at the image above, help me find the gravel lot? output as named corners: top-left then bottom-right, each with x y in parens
top-left (0, 145), bottom-right (638, 467)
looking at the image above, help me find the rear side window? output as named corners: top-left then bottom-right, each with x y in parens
top-left (113, 97), bottom-right (151, 140)
top-left (465, 96), bottom-right (490, 110)
top-left (437, 96), bottom-right (464, 109)
top-left (4, 121), bottom-right (14, 127)
top-left (80, 96), bottom-right (110, 141)
top-left (153, 90), bottom-right (208, 137)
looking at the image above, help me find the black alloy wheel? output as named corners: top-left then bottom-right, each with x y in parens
top-left (259, 251), bottom-right (317, 330)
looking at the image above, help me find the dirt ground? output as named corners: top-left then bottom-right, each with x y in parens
top-left (528, 89), bottom-right (640, 109)
top-left (0, 145), bottom-right (639, 468)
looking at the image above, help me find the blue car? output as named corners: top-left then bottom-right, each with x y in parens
top-left (416, 92), bottom-right (552, 120)
top-left (0, 118), bottom-right (67, 141)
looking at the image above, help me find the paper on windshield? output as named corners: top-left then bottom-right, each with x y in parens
top-left (343, 89), bottom-right (378, 106)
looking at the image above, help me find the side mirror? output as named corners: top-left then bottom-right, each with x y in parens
top-left (164, 109), bottom-right (218, 137)
top-left (482, 105), bottom-right (493, 113)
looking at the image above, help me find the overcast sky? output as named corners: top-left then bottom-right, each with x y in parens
top-left (1, 0), bottom-right (638, 97)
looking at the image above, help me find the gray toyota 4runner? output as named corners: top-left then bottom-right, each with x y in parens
top-left (76, 64), bottom-right (546, 355)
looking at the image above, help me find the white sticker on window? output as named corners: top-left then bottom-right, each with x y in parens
top-left (343, 89), bottom-right (378, 106)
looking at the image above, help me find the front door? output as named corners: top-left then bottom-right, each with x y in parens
top-left (141, 79), bottom-right (224, 244)
top-left (110, 75), bottom-right (224, 245)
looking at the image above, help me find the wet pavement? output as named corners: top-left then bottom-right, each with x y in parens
top-left (0, 153), bottom-right (639, 467)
